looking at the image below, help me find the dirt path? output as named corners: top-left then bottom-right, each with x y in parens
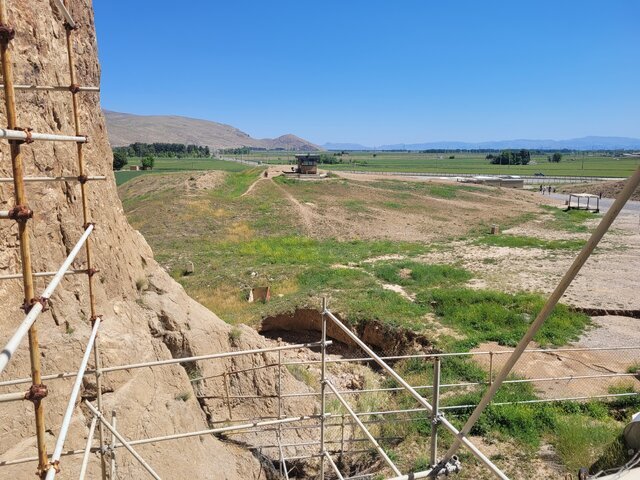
top-left (240, 176), bottom-right (267, 197)
top-left (271, 178), bottom-right (317, 233)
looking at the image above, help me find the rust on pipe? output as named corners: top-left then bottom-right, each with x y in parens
top-left (61, 2), bottom-right (108, 477)
top-left (0, 1), bottom-right (49, 476)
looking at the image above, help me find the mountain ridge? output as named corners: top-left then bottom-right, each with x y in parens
top-left (104, 110), bottom-right (321, 151)
top-left (323, 136), bottom-right (640, 151)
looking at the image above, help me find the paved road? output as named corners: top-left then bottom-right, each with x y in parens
top-left (547, 192), bottom-right (640, 213)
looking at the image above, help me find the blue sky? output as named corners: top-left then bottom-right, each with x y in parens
top-left (94, 1), bottom-right (640, 146)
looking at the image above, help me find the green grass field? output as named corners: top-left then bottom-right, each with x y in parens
top-left (114, 157), bottom-right (250, 185)
top-left (234, 151), bottom-right (639, 177)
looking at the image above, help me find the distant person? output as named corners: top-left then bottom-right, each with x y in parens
top-left (599, 192), bottom-right (603, 199)
top-left (539, 185), bottom-right (543, 193)
top-left (548, 186), bottom-right (552, 194)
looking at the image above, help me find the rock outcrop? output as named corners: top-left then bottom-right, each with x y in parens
top-left (0, 1), bottom-right (310, 478)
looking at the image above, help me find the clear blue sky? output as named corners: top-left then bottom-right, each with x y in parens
top-left (94, 0), bottom-right (640, 146)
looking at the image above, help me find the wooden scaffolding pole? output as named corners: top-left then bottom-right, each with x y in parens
top-left (0, 1), bottom-right (49, 477)
top-left (61, 2), bottom-right (108, 478)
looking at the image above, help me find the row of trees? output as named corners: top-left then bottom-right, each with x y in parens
top-left (113, 142), bottom-right (211, 158)
top-left (112, 151), bottom-right (155, 170)
top-left (486, 149), bottom-right (531, 165)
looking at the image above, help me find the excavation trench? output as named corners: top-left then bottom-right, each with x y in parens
top-left (259, 308), bottom-right (434, 357)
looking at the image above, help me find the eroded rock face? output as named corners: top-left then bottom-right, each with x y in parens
top-left (0, 1), bottom-right (306, 478)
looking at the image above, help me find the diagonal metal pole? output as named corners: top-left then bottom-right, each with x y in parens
top-left (84, 401), bottom-right (162, 480)
top-left (441, 165), bottom-right (640, 468)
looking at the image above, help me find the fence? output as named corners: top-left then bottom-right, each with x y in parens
top-left (1, 0), bottom-right (640, 478)
top-left (335, 170), bottom-right (627, 185)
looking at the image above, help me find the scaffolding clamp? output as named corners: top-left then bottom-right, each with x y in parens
top-left (431, 412), bottom-right (444, 426)
top-left (14, 127), bottom-right (34, 144)
top-left (77, 174), bottom-right (88, 184)
top-left (63, 22), bottom-right (76, 32)
top-left (22, 296), bottom-right (49, 313)
top-left (90, 314), bottom-right (103, 326)
top-left (0, 23), bottom-right (15, 44)
top-left (8, 204), bottom-right (33, 221)
top-left (86, 267), bottom-right (99, 277)
top-left (83, 221), bottom-right (94, 230)
top-left (25, 383), bottom-right (48, 402)
top-left (68, 83), bottom-right (81, 94)
top-left (46, 459), bottom-right (61, 474)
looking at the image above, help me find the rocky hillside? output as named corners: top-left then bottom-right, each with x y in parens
top-left (0, 1), bottom-right (309, 478)
top-left (104, 109), bottom-right (321, 151)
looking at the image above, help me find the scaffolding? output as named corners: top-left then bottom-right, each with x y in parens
top-left (0, 1), bottom-right (639, 479)
top-left (0, 0), bottom-right (106, 478)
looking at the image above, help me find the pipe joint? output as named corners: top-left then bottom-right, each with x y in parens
top-left (83, 222), bottom-right (94, 230)
top-left (77, 174), bottom-right (88, 184)
top-left (69, 83), bottom-right (80, 94)
top-left (22, 296), bottom-right (49, 313)
top-left (0, 24), bottom-right (15, 44)
top-left (8, 204), bottom-right (33, 221)
top-left (86, 267), bottom-right (99, 278)
top-left (25, 383), bottom-right (48, 402)
top-left (63, 22), bottom-right (76, 32)
top-left (90, 314), bottom-right (102, 326)
top-left (432, 412), bottom-right (444, 426)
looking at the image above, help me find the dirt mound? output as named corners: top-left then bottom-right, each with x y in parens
top-left (558, 180), bottom-right (640, 201)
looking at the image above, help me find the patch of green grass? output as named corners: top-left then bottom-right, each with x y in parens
top-left (211, 167), bottom-right (265, 199)
top-left (475, 234), bottom-right (585, 250)
top-left (542, 205), bottom-right (599, 233)
top-left (554, 415), bottom-right (620, 472)
top-left (383, 201), bottom-right (404, 209)
top-left (286, 365), bottom-right (319, 388)
top-left (417, 288), bottom-right (591, 347)
top-left (175, 391), bottom-right (191, 402)
top-left (228, 327), bottom-right (242, 345)
top-left (371, 261), bottom-right (471, 289)
top-left (343, 199), bottom-right (368, 211)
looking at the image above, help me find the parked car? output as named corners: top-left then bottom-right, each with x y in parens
top-left (534, 172), bottom-right (545, 177)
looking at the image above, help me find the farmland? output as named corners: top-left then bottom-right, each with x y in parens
top-left (232, 150), bottom-right (639, 177)
top-left (114, 157), bottom-right (250, 185)
top-left (118, 166), bottom-right (640, 478)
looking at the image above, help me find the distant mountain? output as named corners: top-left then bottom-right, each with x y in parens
top-left (323, 142), bottom-right (373, 151)
top-left (103, 110), bottom-right (321, 151)
top-left (325, 136), bottom-right (640, 151)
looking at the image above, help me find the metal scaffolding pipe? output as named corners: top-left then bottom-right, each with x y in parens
top-left (442, 165), bottom-right (640, 468)
top-left (52, 0), bottom-right (75, 28)
top-left (324, 310), bottom-right (508, 480)
top-left (0, 269), bottom-right (88, 281)
top-left (0, 390), bottom-right (26, 402)
top-left (78, 415), bottom-right (98, 480)
top-left (45, 317), bottom-right (101, 480)
top-left (324, 451), bottom-right (345, 480)
top-left (119, 414), bottom-right (326, 449)
top-left (0, 2), bottom-right (48, 470)
top-left (0, 341), bottom-right (331, 388)
top-left (0, 128), bottom-right (86, 142)
top-left (84, 402), bottom-right (161, 480)
top-left (0, 84), bottom-right (99, 92)
top-left (282, 344), bottom-right (640, 367)
top-left (0, 224), bottom-right (94, 375)
top-left (0, 175), bottom-right (106, 183)
top-left (325, 380), bottom-right (401, 476)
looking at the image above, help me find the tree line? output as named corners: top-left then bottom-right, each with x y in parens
top-left (486, 150), bottom-right (532, 165)
top-left (113, 142), bottom-right (211, 158)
